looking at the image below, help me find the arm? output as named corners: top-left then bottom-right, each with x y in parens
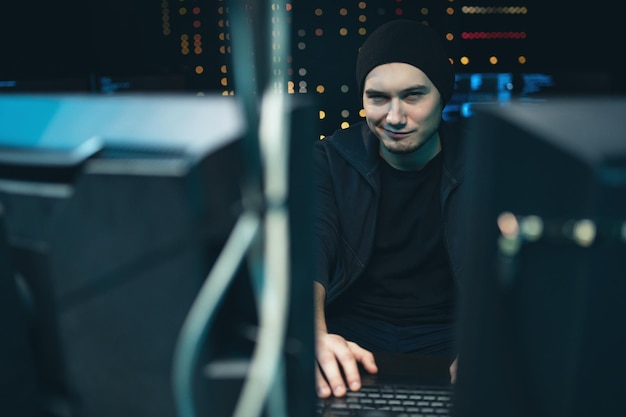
top-left (312, 139), bottom-right (377, 398)
top-left (314, 281), bottom-right (378, 398)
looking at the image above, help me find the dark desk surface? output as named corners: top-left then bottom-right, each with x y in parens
top-left (361, 352), bottom-right (455, 386)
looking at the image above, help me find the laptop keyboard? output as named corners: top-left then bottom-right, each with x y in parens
top-left (317, 384), bottom-right (454, 416)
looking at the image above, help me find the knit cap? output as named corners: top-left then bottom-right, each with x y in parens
top-left (355, 19), bottom-right (455, 105)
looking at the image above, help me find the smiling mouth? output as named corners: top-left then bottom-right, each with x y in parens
top-left (384, 129), bottom-right (413, 139)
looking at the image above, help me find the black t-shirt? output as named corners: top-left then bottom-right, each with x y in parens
top-left (336, 152), bottom-right (456, 325)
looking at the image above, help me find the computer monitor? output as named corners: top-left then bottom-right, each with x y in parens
top-left (0, 93), bottom-right (316, 417)
top-left (0, 202), bottom-right (40, 417)
top-left (455, 97), bottom-right (626, 417)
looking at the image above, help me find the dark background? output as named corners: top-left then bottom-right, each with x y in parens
top-left (1, 0), bottom-right (624, 135)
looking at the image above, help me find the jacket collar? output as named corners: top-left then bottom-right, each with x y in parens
top-left (329, 120), bottom-right (466, 186)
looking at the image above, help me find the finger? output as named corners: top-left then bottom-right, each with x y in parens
top-left (449, 357), bottom-right (458, 384)
top-left (315, 365), bottom-right (332, 398)
top-left (350, 343), bottom-right (378, 374)
top-left (335, 343), bottom-right (367, 393)
top-left (316, 340), bottom-right (348, 397)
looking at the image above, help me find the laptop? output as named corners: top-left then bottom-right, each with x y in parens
top-left (317, 352), bottom-right (456, 417)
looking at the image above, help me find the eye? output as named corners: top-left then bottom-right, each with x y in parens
top-left (367, 94), bottom-right (389, 104)
top-left (404, 91), bottom-right (424, 101)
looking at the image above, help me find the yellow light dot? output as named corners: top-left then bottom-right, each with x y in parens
top-left (341, 122), bottom-right (350, 129)
top-left (460, 56), bottom-right (469, 65)
top-left (489, 56), bottom-right (498, 65)
top-left (196, 66), bottom-right (204, 74)
top-left (319, 110), bottom-right (326, 119)
top-left (316, 85), bottom-right (325, 93)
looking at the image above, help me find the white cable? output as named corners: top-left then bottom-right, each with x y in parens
top-left (232, 209), bottom-right (290, 417)
top-left (173, 0), bottom-right (293, 414)
top-left (230, 90), bottom-right (291, 417)
top-left (172, 210), bottom-right (262, 417)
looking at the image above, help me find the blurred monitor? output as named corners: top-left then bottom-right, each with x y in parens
top-left (455, 97), bottom-right (626, 417)
top-left (0, 93), bottom-right (316, 417)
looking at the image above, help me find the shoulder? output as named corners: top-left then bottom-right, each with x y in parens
top-left (440, 120), bottom-right (467, 179)
top-left (313, 121), bottom-right (379, 175)
top-left (318, 121), bottom-right (379, 154)
top-left (439, 120), bottom-right (463, 148)
top-left (317, 121), bottom-right (368, 148)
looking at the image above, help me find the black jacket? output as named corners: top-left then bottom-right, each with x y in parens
top-left (313, 120), bottom-right (468, 306)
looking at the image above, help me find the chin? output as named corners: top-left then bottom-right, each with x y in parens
top-left (382, 139), bottom-right (419, 155)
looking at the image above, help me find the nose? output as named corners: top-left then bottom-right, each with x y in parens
top-left (386, 98), bottom-right (405, 125)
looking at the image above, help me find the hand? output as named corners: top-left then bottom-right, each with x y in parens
top-left (315, 332), bottom-right (378, 398)
top-left (449, 355), bottom-right (458, 384)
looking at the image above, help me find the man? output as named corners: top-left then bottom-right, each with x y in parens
top-left (313, 19), bottom-right (466, 399)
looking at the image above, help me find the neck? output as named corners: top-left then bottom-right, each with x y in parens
top-left (380, 131), bottom-right (442, 171)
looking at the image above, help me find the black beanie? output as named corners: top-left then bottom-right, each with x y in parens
top-left (356, 19), bottom-right (455, 105)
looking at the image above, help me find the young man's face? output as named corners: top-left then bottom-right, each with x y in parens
top-left (362, 62), bottom-right (443, 155)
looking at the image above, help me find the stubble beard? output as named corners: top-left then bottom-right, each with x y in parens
top-left (380, 134), bottom-right (421, 155)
